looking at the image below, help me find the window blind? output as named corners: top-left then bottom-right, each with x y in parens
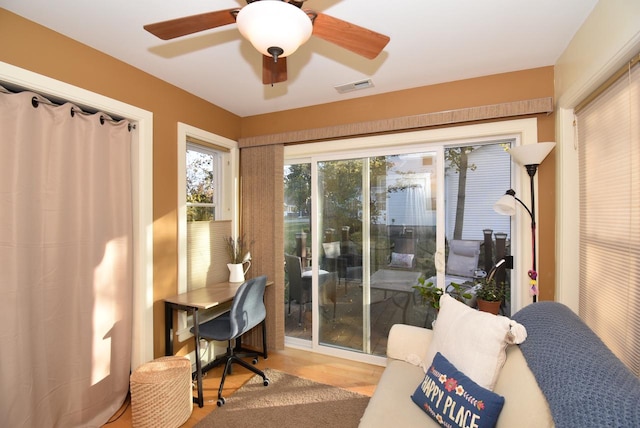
top-left (187, 220), bottom-right (231, 289)
top-left (187, 135), bottom-right (230, 153)
top-left (575, 58), bottom-right (639, 376)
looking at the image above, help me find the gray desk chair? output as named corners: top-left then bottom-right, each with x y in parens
top-left (192, 275), bottom-right (270, 406)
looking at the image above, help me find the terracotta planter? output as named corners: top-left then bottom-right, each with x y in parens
top-left (477, 299), bottom-right (501, 315)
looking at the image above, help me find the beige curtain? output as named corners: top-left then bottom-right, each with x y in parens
top-left (0, 90), bottom-right (133, 426)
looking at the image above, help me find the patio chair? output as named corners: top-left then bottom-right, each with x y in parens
top-left (321, 241), bottom-right (362, 294)
top-left (426, 239), bottom-right (482, 306)
top-left (285, 254), bottom-right (336, 326)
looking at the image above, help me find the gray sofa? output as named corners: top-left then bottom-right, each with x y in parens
top-left (359, 302), bottom-right (640, 428)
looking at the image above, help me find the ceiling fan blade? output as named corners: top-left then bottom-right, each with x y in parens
top-left (262, 55), bottom-right (288, 85)
top-left (310, 12), bottom-right (390, 60)
top-left (144, 9), bottom-right (238, 40)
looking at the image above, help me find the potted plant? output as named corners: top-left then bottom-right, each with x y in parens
top-left (475, 278), bottom-right (505, 315)
top-left (413, 276), bottom-right (473, 311)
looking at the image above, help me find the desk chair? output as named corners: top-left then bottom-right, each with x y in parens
top-left (192, 275), bottom-right (270, 406)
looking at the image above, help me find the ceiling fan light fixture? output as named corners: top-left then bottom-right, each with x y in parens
top-left (236, 0), bottom-right (313, 58)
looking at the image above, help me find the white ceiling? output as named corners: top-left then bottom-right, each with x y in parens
top-left (1, 0), bottom-right (597, 117)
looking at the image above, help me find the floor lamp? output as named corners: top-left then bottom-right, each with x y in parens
top-left (493, 142), bottom-right (556, 303)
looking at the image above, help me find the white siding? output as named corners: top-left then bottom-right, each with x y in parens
top-left (445, 142), bottom-right (512, 241)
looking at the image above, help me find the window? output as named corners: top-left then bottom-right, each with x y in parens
top-left (186, 141), bottom-right (226, 290)
top-left (575, 55), bottom-right (640, 376)
top-left (176, 124), bottom-right (238, 340)
top-left (284, 121), bottom-right (531, 364)
top-left (187, 143), bottom-right (220, 221)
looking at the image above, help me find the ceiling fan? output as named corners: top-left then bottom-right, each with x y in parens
top-left (144, 0), bottom-right (390, 85)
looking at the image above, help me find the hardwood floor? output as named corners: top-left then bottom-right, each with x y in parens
top-left (103, 348), bottom-right (385, 427)
top-left (104, 278), bottom-right (432, 427)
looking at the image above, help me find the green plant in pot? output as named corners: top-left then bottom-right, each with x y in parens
top-left (476, 278), bottom-right (505, 300)
top-left (413, 276), bottom-right (473, 311)
top-left (474, 258), bottom-right (510, 314)
top-left (475, 271), bottom-right (506, 315)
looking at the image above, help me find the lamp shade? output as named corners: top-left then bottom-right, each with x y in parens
top-left (493, 193), bottom-right (517, 216)
top-left (236, 0), bottom-right (313, 58)
top-left (508, 142), bottom-right (556, 166)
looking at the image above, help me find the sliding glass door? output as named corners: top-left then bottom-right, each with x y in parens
top-left (284, 163), bottom-right (312, 340)
top-left (316, 153), bottom-right (437, 355)
top-left (284, 137), bottom-right (513, 359)
top-left (316, 157), bottom-right (366, 351)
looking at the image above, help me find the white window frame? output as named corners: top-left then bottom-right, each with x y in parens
top-left (285, 118), bottom-right (539, 366)
top-left (177, 123), bottom-right (239, 339)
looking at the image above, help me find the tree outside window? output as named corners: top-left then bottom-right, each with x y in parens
top-left (187, 145), bottom-right (218, 221)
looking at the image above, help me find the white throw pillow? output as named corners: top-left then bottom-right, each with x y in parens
top-left (422, 294), bottom-right (527, 391)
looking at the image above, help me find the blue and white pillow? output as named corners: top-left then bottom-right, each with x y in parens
top-left (411, 352), bottom-right (505, 428)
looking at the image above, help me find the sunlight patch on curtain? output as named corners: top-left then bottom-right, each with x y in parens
top-left (0, 89), bottom-right (134, 427)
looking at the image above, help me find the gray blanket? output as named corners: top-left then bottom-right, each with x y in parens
top-left (512, 302), bottom-right (640, 428)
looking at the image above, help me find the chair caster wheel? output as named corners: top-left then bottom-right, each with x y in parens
top-left (252, 358), bottom-right (258, 364)
top-left (263, 378), bottom-right (270, 386)
top-left (217, 397), bottom-right (226, 407)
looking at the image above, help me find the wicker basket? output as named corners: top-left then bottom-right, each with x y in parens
top-left (130, 356), bottom-right (193, 428)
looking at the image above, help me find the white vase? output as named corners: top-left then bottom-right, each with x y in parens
top-left (227, 261), bottom-right (251, 283)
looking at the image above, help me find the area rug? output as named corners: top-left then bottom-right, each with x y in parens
top-left (194, 368), bottom-right (370, 427)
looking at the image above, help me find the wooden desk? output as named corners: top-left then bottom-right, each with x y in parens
top-left (164, 280), bottom-right (271, 407)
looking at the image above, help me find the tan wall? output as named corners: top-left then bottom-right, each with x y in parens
top-left (1, 8), bottom-right (556, 357)
top-left (241, 67), bottom-right (554, 137)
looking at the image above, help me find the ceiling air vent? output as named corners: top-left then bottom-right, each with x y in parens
top-left (334, 79), bottom-right (374, 94)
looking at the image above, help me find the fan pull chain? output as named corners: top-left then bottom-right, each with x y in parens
top-left (267, 47), bottom-right (284, 87)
